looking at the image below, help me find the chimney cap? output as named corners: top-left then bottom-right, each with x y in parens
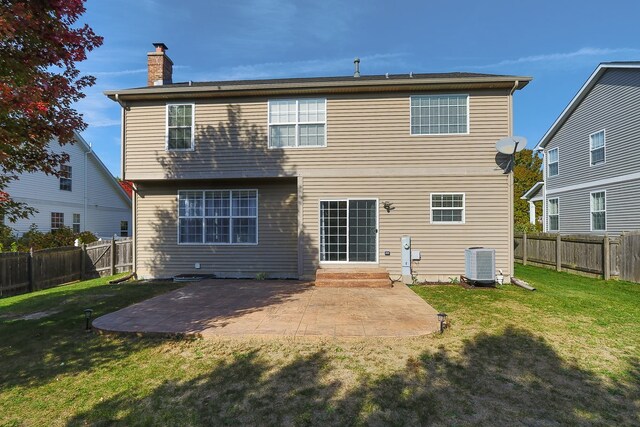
top-left (152, 42), bottom-right (169, 52)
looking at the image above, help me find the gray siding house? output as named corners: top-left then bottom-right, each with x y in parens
top-left (524, 62), bottom-right (640, 235)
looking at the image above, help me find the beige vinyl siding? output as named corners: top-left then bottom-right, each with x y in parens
top-left (124, 91), bottom-right (510, 180)
top-left (300, 175), bottom-right (511, 281)
top-left (135, 179), bottom-right (298, 279)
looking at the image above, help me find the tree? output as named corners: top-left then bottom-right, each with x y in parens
top-left (0, 0), bottom-right (103, 222)
top-left (513, 148), bottom-right (543, 232)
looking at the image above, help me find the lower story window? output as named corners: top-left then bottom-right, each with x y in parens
top-left (547, 198), bottom-right (559, 231)
top-left (120, 220), bottom-right (129, 237)
top-left (590, 191), bottom-right (606, 231)
top-left (51, 212), bottom-right (64, 230)
top-left (72, 213), bottom-right (81, 233)
top-left (431, 193), bottom-right (465, 223)
top-left (178, 190), bottom-right (258, 244)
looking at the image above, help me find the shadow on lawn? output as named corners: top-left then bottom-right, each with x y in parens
top-left (67, 327), bottom-right (640, 426)
top-left (0, 282), bottom-right (178, 389)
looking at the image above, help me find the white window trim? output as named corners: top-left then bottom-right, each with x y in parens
top-left (318, 198), bottom-right (379, 265)
top-left (72, 213), bottom-right (81, 232)
top-left (430, 193), bottom-right (466, 224)
top-left (589, 129), bottom-right (606, 167)
top-left (547, 197), bottom-right (559, 232)
top-left (177, 189), bottom-right (259, 245)
top-left (547, 147), bottom-right (559, 177)
top-left (267, 98), bottom-right (327, 149)
top-left (590, 190), bottom-right (607, 232)
top-left (59, 164), bottom-right (72, 191)
top-left (51, 212), bottom-right (64, 230)
top-left (166, 103), bottom-right (196, 151)
top-left (409, 94), bottom-right (470, 136)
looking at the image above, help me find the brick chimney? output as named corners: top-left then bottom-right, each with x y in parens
top-left (147, 42), bottom-right (173, 86)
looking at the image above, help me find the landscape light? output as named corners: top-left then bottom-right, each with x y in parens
top-left (84, 309), bottom-right (93, 332)
top-left (437, 312), bottom-right (448, 334)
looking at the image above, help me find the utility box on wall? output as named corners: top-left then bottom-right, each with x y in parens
top-left (401, 235), bottom-right (411, 284)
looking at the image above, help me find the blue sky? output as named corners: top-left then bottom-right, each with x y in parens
top-left (77, 0), bottom-right (640, 176)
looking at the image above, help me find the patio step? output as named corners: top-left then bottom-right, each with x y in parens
top-left (315, 268), bottom-right (391, 288)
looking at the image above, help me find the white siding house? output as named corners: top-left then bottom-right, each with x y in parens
top-left (3, 133), bottom-right (132, 239)
top-left (523, 62), bottom-right (640, 235)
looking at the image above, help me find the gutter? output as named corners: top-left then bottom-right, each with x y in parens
top-left (105, 76), bottom-right (532, 101)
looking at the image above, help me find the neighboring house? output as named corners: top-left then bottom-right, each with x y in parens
top-left (105, 43), bottom-right (530, 280)
top-left (4, 133), bottom-right (132, 239)
top-left (524, 62), bottom-right (640, 235)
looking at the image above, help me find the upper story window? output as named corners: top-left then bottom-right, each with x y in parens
top-left (268, 99), bottom-right (326, 148)
top-left (167, 104), bottom-right (194, 150)
top-left (430, 193), bottom-right (465, 223)
top-left (590, 130), bottom-right (606, 166)
top-left (51, 212), bottom-right (64, 231)
top-left (178, 190), bottom-right (258, 244)
top-left (547, 147), bottom-right (559, 177)
top-left (60, 165), bottom-right (72, 191)
top-left (411, 95), bottom-right (468, 135)
top-left (590, 191), bottom-right (606, 231)
top-left (547, 198), bottom-right (559, 231)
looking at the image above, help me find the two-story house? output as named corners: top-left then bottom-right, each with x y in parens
top-left (105, 43), bottom-right (530, 281)
top-left (4, 133), bottom-right (132, 239)
top-left (524, 62), bottom-right (640, 235)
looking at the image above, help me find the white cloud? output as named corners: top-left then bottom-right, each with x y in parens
top-left (471, 47), bottom-right (640, 69)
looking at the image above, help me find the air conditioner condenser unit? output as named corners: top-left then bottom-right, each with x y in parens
top-left (465, 247), bottom-right (496, 285)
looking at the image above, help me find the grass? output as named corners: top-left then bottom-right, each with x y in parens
top-left (0, 265), bottom-right (638, 426)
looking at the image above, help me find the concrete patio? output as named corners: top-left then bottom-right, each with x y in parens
top-left (92, 280), bottom-right (441, 338)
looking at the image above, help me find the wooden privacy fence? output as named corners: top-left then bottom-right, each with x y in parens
top-left (514, 231), bottom-right (640, 283)
top-left (0, 237), bottom-right (132, 297)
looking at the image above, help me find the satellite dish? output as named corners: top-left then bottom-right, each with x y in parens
top-left (495, 136), bottom-right (527, 155)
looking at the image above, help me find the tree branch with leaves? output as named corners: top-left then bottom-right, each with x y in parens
top-left (0, 0), bottom-right (102, 222)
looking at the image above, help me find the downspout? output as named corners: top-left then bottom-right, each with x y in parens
top-left (116, 94), bottom-right (134, 274)
top-left (115, 94), bottom-right (126, 180)
top-left (507, 80), bottom-right (518, 279)
top-left (84, 143), bottom-right (92, 232)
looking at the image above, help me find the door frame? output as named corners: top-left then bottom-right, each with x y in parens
top-left (318, 198), bottom-right (379, 265)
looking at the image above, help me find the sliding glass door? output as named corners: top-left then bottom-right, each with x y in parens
top-left (320, 199), bottom-right (377, 263)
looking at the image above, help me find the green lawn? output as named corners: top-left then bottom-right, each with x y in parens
top-left (1, 266), bottom-right (638, 426)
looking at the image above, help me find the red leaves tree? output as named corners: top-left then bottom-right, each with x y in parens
top-left (0, 0), bottom-right (103, 221)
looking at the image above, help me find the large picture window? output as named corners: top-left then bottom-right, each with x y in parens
top-left (590, 130), bottom-right (606, 166)
top-left (547, 198), bottom-right (559, 231)
top-left (547, 148), bottom-right (559, 177)
top-left (178, 190), bottom-right (258, 244)
top-left (411, 95), bottom-right (468, 135)
top-left (431, 193), bottom-right (465, 223)
top-left (268, 99), bottom-right (326, 148)
top-left (590, 191), bottom-right (606, 231)
top-left (167, 104), bottom-right (194, 150)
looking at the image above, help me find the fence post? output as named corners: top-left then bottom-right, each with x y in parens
top-left (28, 247), bottom-right (35, 292)
top-left (603, 235), bottom-right (610, 280)
top-left (110, 235), bottom-right (116, 276)
top-left (556, 234), bottom-right (562, 272)
top-left (81, 243), bottom-right (87, 280)
top-left (522, 232), bottom-right (528, 265)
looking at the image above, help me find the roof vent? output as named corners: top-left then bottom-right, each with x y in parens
top-left (353, 57), bottom-right (361, 78)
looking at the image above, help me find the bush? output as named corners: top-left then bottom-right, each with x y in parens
top-left (76, 231), bottom-right (98, 245)
top-left (2, 224), bottom-right (99, 252)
